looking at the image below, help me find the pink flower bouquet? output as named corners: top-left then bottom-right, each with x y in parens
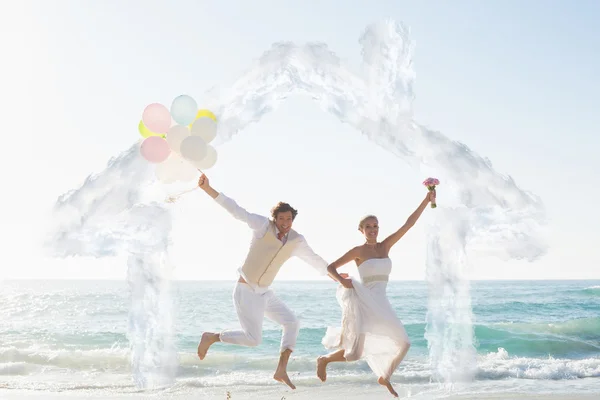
top-left (422, 177), bottom-right (439, 208)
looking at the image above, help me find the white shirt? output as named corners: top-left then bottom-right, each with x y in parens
top-left (214, 192), bottom-right (329, 277)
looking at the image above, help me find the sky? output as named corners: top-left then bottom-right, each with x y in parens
top-left (1, 0), bottom-right (599, 281)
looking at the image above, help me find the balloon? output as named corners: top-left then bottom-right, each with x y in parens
top-left (138, 120), bottom-right (165, 138)
top-left (180, 136), bottom-right (207, 163)
top-left (166, 125), bottom-right (190, 153)
top-left (140, 136), bottom-right (170, 163)
top-left (155, 152), bottom-right (197, 183)
top-left (170, 95), bottom-right (198, 126)
top-left (195, 109), bottom-right (217, 121)
top-left (177, 161), bottom-right (199, 181)
top-left (191, 117), bottom-right (217, 143)
top-left (187, 109), bottom-right (217, 128)
top-left (142, 103), bottom-right (171, 133)
top-left (155, 163), bottom-right (177, 184)
top-left (192, 145), bottom-right (218, 170)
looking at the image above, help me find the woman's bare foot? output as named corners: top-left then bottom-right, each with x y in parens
top-left (197, 332), bottom-right (219, 360)
top-left (316, 356), bottom-right (328, 382)
top-left (273, 369), bottom-right (296, 389)
top-left (378, 377), bottom-right (398, 397)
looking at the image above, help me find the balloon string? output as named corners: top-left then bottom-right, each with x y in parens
top-left (165, 187), bottom-right (198, 203)
top-left (164, 168), bottom-right (204, 203)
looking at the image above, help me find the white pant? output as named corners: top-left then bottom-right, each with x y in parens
top-left (219, 282), bottom-right (300, 353)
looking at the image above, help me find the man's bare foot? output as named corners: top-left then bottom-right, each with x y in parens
top-left (316, 356), bottom-right (328, 382)
top-left (378, 377), bottom-right (398, 397)
top-left (197, 332), bottom-right (219, 360)
top-left (273, 369), bottom-right (296, 390)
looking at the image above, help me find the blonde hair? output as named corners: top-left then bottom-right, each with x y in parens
top-left (358, 215), bottom-right (378, 231)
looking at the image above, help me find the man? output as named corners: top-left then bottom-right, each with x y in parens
top-left (196, 173), bottom-right (332, 390)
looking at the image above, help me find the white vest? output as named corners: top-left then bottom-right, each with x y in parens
top-left (241, 221), bottom-right (301, 287)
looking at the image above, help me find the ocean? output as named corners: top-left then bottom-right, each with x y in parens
top-left (1, 279), bottom-right (599, 399)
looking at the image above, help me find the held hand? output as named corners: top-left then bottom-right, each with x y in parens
top-left (340, 278), bottom-right (354, 289)
top-left (427, 189), bottom-right (436, 203)
top-left (198, 174), bottom-right (210, 191)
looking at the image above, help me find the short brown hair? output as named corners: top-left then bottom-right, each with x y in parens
top-left (271, 202), bottom-right (298, 220)
top-left (358, 215), bottom-right (378, 231)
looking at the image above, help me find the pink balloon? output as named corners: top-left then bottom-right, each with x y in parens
top-left (142, 103), bottom-right (171, 133)
top-left (140, 136), bottom-right (171, 163)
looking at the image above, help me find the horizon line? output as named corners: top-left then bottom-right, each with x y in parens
top-left (2, 278), bottom-right (599, 282)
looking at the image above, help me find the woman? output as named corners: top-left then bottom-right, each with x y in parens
top-left (317, 189), bottom-right (436, 397)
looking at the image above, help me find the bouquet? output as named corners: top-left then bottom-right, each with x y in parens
top-left (422, 177), bottom-right (439, 208)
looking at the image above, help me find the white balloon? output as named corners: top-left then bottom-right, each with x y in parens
top-left (155, 158), bottom-right (178, 183)
top-left (155, 153), bottom-right (198, 183)
top-left (174, 154), bottom-right (198, 182)
top-left (191, 117), bottom-right (217, 143)
top-left (180, 135), bottom-right (207, 162)
top-left (166, 125), bottom-right (190, 153)
top-left (179, 166), bottom-right (198, 182)
top-left (192, 145), bottom-right (218, 170)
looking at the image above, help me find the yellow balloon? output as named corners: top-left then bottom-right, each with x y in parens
top-left (138, 120), bottom-right (166, 138)
top-left (196, 109), bottom-right (216, 121)
top-left (188, 109), bottom-right (217, 128)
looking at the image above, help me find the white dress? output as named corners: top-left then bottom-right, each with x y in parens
top-left (322, 258), bottom-right (411, 380)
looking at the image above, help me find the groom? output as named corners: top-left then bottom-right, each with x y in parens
top-left (196, 173), bottom-right (332, 389)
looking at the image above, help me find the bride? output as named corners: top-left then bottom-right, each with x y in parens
top-left (317, 188), bottom-right (436, 397)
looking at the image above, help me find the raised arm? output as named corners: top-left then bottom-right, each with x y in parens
top-left (381, 190), bottom-right (435, 252)
top-left (198, 174), bottom-right (269, 232)
top-left (293, 237), bottom-right (329, 277)
top-left (327, 246), bottom-right (361, 288)
top-left (292, 237), bottom-right (351, 282)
